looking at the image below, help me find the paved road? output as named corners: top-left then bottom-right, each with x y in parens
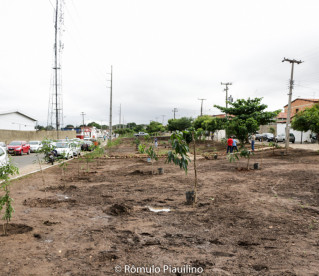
top-left (255, 141), bottom-right (319, 151)
top-left (9, 140), bottom-right (107, 177)
top-left (10, 152), bottom-right (49, 175)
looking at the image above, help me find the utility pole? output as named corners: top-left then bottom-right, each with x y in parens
top-left (282, 58), bottom-right (303, 153)
top-left (119, 104), bottom-right (121, 129)
top-left (54, 0), bottom-right (59, 138)
top-left (221, 82), bottom-right (232, 119)
top-left (107, 66), bottom-right (113, 141)
top-left (172, 108), bottom-right (178, 119)
top-left (80, 112), bottom-right (86, 127)
top-left (161, 115), bottom-right (166, 125)
top-left (198, 98), bottom-right (206, 116)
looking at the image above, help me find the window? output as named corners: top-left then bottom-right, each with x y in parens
top-left (296, 108), bottom-right (299, 113)
top-left (0, 148), bottom-right (4, 156)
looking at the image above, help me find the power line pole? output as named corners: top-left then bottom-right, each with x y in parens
top-left (80, 112), bottom-right (86, 127)
top-left (107, 66), bottom-right (113, 141)
top-left (221, 82), bottom-right (232, 119)
top-left (119, 104), bottom-right (121, 129)
top-left (172, 108), bottom-right (178, 119)
top-left (54, 0), bottom-right (59, 138)
top-left (282, 58), bottom-right (303, 153)
top-left (161, 115), bottom-right (166, 125)
top-left (198, 98), bottom-right (206, 116)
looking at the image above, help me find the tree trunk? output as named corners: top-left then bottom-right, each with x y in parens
top-left (36, 153), bottom-right (47, 198)
top-left (192, 133), bottom-right (198, 207)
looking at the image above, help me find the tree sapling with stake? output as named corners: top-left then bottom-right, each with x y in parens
top-left (0, 160), bottom-right (19, 235)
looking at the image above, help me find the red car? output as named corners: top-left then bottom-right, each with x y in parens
top-left (7, 141), bottom-right (31, 155)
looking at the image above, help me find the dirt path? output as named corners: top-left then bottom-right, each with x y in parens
top-left (0, 145), bottom-right (318, 275)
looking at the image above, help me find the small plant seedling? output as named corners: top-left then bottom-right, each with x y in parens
top-left (268, 141), bottom-right (279, 155)
top-left (59, 160), bottom-right (69, 182)
top-left (239, 148), bottom-right (254, 169)
top-left (0, 160), bottom-right (19, 235)
top-left (145, 146), bottom-right (158, 175)
top-left (138, 144), bottom-right (146, 154)
top-left (166, 132), bottom-right (190, 174)
top-left (227, 152), bottom-right (239, 164)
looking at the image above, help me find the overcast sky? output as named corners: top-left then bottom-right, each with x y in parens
top-left (1, 0), bottom-right (319, 127)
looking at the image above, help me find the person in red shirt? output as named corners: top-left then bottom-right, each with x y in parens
top-left (227, 137), bottom-right (233, 153)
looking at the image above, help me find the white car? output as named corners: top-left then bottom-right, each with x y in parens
top-left (0, 146), bottom-right (9, 167)
top-left (29, 141), bottom-right (43, 152)
top-left (70, 142), bottom-right (81, 157)
top-left (54, 142), bottom-right (73, 159)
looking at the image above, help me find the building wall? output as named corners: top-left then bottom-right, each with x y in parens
top-left (259, 124), bottom-right (277, 135)
top-left (277, 124), bottom-right (312, 143)
top-left (284, 99), bottom-right (318, 117)
top-left (214, 129), bottom-right (226, 141)
top-left (0, 113), bottom-right (36, 131)
top-left (0, 130), bottom-right (77, 144)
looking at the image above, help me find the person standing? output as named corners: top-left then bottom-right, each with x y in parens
top-left (232, 138), bottom-right (238, 152)
top-left (227, 137), bottom-right (233, 153)
top-left (154, 137), bottom-right (158, 148)
top-left (251, 134), bottom-right (256, 151)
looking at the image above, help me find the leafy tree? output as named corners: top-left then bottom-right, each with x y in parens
top-left (101, 125), bottom-right (109, 130)
top-left (133, 124), bottom-right (146, 132)
top-left (127, 122), bottom-right (137, 129)
top-left (215, 98), bottom-right (280, 145)
top-left (114, 128), bottom-right (134, 135)
top-left (291, 103), bottom-right (319, 137)
top-left (226, 117), bottom-right (259, 146)
top-left (167, 117), bottom-right (193, 131)
top-left (193, 115), bottom-right (211, 130)
top-left (35, 125), bottom-right (45, 131)
top-left (146, 121), bottom-right (165, 134)
top-left (88, 122), bottom-right (102, 129)
top-left (65, 124), bottom-right (74, 129)
top-left (45, 125), bottom-right (55, 130)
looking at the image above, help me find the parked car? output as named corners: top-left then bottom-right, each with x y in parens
top-left (275, 133), bottom-right (295, 143)
top-left (70, 142), bottom-right (81, 157)
top-left (0, 142), bottom-right (7, 152)
top-left (29, 141), bottom-right (43, 152)
top-left (7, 141), bottom-right (30, 155)
top-left (0, 146), bottom-right (9, 167)
top-left (54, 142), bottom-right (73, 159)
top-left (255, 134), bottom-right (263, 141)
top-left (261, 133), bottom-right (274, 142)
top-left (134, 132), bottom-right (149, 137)
top-left (81, 140), bottom-right (95, 151)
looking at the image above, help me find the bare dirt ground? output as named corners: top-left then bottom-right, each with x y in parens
top-left (1, 139), bottom-right (319, 276)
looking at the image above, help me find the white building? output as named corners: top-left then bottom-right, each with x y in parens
top-left (0, 111), bottom-right (37, 131)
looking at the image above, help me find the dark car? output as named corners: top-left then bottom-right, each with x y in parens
top-left (81, 140), bottom-right (95, 151)
top-left (261, 133), bottom-right (274, 142)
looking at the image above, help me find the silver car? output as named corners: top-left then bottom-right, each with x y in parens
top-left (275, 133), bottom-right (295, 143)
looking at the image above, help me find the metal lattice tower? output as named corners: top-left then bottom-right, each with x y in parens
top-left (47, 0), bottom-right (65, 138)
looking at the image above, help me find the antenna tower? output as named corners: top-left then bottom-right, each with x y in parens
top-left (47, 0), bottom-right (65, 138)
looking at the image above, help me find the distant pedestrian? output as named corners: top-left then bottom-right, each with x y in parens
top-left (227, 137), bottom-right (233, 153)
top-left (154, 137), bottom-right (158, 148)
top-left (103, 135), bottom-right (106, 141)
top-left (251, 134), bottom-right (256, 152)
top-left (232, 138), bottom-right (238, 152)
